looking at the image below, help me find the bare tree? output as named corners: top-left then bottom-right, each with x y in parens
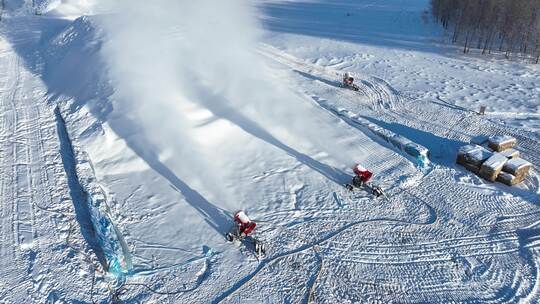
top-left (430, 0), bottom-right (540, 63)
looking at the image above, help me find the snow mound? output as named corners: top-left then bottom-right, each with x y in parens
top-left (57, 105), bottom-right (132, 276)
top-left (44, 16), bottom-right (111, 119)
top-left (34, 0), bottom-right (95, 18)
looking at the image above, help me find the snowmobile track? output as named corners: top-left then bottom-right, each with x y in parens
top-left (0, 14), bottom-right (107, 302)
top-left (255, 44), bottom-right (540, 303)
top-left (259, 44), bottom-right (540, 190)
top-left (213, 204), bottom-right (436, 303)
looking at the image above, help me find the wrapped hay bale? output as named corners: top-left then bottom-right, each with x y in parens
top-left (479, 153), bottom-right (508, 182)
top-left (497, 171), bottom-right (524, 186)
top-left (457, 145), bottom-right (492, 167)
top-left (488, 135), bottom-right (517, 152)
top-left (470, 135), bottom-right (489, 146)
top-left (500, 148), bottom-right (520, 159)
top-left (502, 157), bottom-right (532, 179)
top-left (463, 162), bottom-right (481, 174)
top-left (457, 145), bottom-right (481, 165)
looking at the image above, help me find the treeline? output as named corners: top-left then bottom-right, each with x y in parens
top-left (430, 0), bottom-right (540, 63)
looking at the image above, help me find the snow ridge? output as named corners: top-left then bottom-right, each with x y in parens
top-left (55, 105), bottom-right (132, 277)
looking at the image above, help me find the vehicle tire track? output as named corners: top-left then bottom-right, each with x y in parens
top-left (256, 44), bottom-right (540, 303)
top-left (0, 16), bottom-right (104, 301)
top-left (213, 199), bottom-right (436, 303)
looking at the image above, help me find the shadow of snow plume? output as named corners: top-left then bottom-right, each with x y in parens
top-left (94, 0), bottom-right (358, 193)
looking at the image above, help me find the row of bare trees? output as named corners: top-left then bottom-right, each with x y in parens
top-left (430, 0), bottom-right (540, 63)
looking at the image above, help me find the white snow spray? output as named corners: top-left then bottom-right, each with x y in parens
top-left (96, 1), bottom-right (357, 202)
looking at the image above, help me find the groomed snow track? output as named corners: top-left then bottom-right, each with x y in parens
top-left (2, 1), bottom-right (540, 302)
top-left (243, 44), bottom-right (540, 303)
top-left (0, 28), bottom-right (110, 302)
top-left (214, 203), bottom-right (436, 303)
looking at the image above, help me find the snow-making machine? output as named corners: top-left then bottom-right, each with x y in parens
top-left (226, 211), bottom-right (266, 257)
top-left (342, 72), bottom-right (360, 91)
top-left (345, 164), bottom-right (385, 197)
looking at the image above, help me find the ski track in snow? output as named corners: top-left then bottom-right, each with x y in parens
top-left (214, 195), bottom-right (437, 303)
top-left (0, 5), bottom-right (115, 302)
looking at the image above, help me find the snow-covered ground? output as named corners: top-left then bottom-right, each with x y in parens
top-left (259, 0), bottom-right (540, 135)
top-left (1, 0), bottom-right (539, 303)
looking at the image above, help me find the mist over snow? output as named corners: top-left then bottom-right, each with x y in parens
top-left (96, 0), bottom-right (359, 179)
top-left (4, 0), bottom-right (540, 302)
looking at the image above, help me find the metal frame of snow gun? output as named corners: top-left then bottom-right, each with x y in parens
top-left (225, 211), bottom-right (266, 258)
top-left (342, 72), bottom-right (360, 91)
top-left (345, 164), bottom-right (385, 198)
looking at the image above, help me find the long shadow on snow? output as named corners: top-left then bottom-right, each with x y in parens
top-left (3, 14), bottom-right (231, 236)
top-left (360, 116), bottom-right (466, 165)
top-left (294, 69), bottom-right (344, 89)
top-left (363, 117), bottom-right (540, 202)
top-left (187, 82), bottom-right (350, 186)
top-left (4, 9), bottom-right (367, 190)
top-left (292, 69), bottom-right (472, 162)
top-left (2, 14), bottom-right (113, 120)
top-left (1, 14), bottom-right (72, 73)
top-left (257, 1), bottom-right (441, 55)
top-left (55, 107), bottom-right (108, 270)
top-left (293, 68), bottom-right (540, 201)
top-left (292, 69), bottom-right (466, 166)
top-left (105, 115), bottom-right (232, 236)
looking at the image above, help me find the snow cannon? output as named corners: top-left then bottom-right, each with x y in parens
top-left (226, 211), bottom-right (266, 258)
top-left (353, 164), bottom-right (373, 184)
top-left (234, 211), bottom-right (257, 237)
top-left (344, 72), bottom-right (354, 85)
top-left (342, 72), bottom-right (360, 91)
top-left (345, 164), bottom-right (385, 198)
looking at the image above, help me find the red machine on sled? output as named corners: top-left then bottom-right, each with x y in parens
top-left (342, 72), bottom-right (360, 91)
top-left (345, 164), bottom-right (385, 198)
top-left (226, 211), bottom-right (266, 257)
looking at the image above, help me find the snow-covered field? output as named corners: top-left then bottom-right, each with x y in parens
top-left (1, 0), bottom-right (539, 303)
top-left (259, 0), bottom-right (540, 135)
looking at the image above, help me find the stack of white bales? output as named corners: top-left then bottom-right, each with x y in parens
top-left (456, 135), bottom-right (532, 186)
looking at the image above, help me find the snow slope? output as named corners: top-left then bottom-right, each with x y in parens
top-left (1, 0), bottom-right (539, 303)
top-left (259, 0), bottom-right (540, 136)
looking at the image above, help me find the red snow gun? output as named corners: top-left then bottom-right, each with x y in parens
top-left (353, 164), bottom-right (373, 183)
top-left (342, 72), bottom-right (360, 91)
top-left (346, 164), bottom-right (385, 197)
top-left (234, 211), bottom-right (257, 237)
top-left (226, 211), bottom-right (266, 257)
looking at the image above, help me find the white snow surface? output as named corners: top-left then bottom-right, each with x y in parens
top-left (1, 0), bottom-right (540, 303)
top-left (259, 0), bottom-right (540, 136)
